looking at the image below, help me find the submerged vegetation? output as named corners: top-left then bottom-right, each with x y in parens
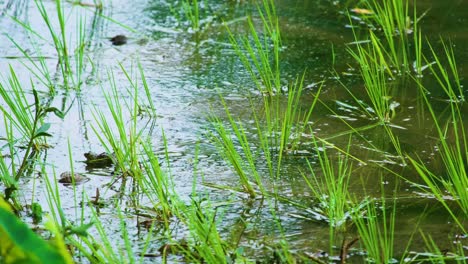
top-left (0, 0), bottom-right (467, 263)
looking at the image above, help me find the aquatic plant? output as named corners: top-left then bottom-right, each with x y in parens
top-left (225, 0), bottom-right (281, 96)
top-left (181, 0), bottom-right (200, 32)
top-left (9, 0), bottom-right (97, 91)
top-left (140, 138), bottom-right (176, 226)
top-left (347, 38), bottom-right (393, 123)
top-left (91, 68), bottom-right (144, 180)
top-left (0, 68), bottom-right (64, 208)
top-left (210, 100), bottom-right (263, 198)
top-left (353, 0), bottom-right (422, 74)
top-left (425, 38), bottom-right (464, 102)
top-left (0, 196), bottom-right (73, 263)
top-left (302, 140), bottom-right (353, 229)
top-left (351, 193), bottom-right (397, 263)
top-left (408, 88), bottom-right (468, 232)
top-left (171, 196), bottom-right (228, 263)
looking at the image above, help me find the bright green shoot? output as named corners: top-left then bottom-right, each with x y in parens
top-left (278, 75), bottom-right (322, 156)
top-left (347, 39), bottom-right (392, 124)
top-left (31, 0), bottom-right (91, 90)
top-left (408, 85), bottom-right (468, 232)
top-left (426, 38), bottom-right (463, 102)
top-left (300, 137), bottom-right (355, 258)
top-left (301, 136), bottom-right (359, 231)
top-left (140, 139), bottom-right (176, 226)
top-left (225, 0), bottom-right (281, 95)
top-left (34, 0), bottom-right (71, 87)
top-left (181, 0), bottom-right (200, 32)
top-left (175, 197), bottom-right (228, 263)
top-left (351, 193), bottom-right (396, 263)
top-left (91, 69), bottom-right (143, 180)
top-left (0, 67), bottom-right (63, 207)
top-left (210, 111), bottom-right (261, 198)
top-left (358, 0), bottom-right (421, 73)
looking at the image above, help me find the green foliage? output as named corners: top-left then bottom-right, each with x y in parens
top-left (351, 195), bottom-right (397, 263)
top-left (91, 69), bottom-right (143, 179)
top-left (407, 88), bottom-right (468, 232)
top-left (0, 197), bottom-right (73, 264)
top-left (0, 67), bottom-right (63, 207)
top-left (302, 140), bottom-right (353, 229)
top-left (225, 0), bottom-right (281, 95)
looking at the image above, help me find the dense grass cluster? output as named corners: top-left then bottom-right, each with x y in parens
top-left (0, 0), bottom-right (467, 263)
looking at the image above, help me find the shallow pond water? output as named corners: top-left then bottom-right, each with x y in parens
top-left (1, 0), bottom-right (468, 262)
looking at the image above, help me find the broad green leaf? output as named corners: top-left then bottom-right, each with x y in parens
top-left (33, 123), bottom-right (52, 139)
top-left (44, 107), bottom-right (65, 119)
top-left (0, 197), bottom-right (70, 264)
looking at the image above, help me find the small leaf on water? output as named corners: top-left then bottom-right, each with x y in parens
top-left (44, 107), bottom-right (65, 119)
top-left (32, 89), bottom-right (40, 109)
top-left (36, 123), bottom-right (51, 134)
top-left (31, 203), bottom-right (43, 224)
top-left (67, 222), bottom-right (94, 237)
top-left (33, 123), bottom-right (52, 139)
top-left (350, 8), bottom-right (374, 15)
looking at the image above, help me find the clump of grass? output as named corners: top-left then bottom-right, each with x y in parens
top-left (407, 88), bottom-right (468, 232)
top-left (339, 42), bottom-right (406, 163)
top-left (347, 39), bottom-right (393, 123)
top-left (172, 197), bottom-right (228, 263)
top-left (0, 67), bottom-right (63, 208)
top-left (277, 76), bottom-right (322, 160)
top-left (425, 38), bottom-right (464, 102)
top-left (302, 139), bottom-right (353, 229)
top-left (91, 69), bottom-right (143, 180)
top-left (353, 0), bottom-right (422, 74)
top-left (225, 0), bottom-right (281, 96)
top-left (42, 164), bottom-right (154, 263)
top-left (139, 138), bottom-right (176, 226)
top-left (181, 0), bottom-right (200, 32)
top-left (351, 194), bottom-right (397, 263)
top-left (209, 99), bottom-right (264, 198)
top-left (10, 0), bottom-right (94, 91)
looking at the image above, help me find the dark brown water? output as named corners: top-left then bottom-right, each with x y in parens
top-left (1, 0), bottom-right (468, 262)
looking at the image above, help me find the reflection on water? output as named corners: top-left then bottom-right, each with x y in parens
top-left (0, 0), bottom-right (468, 261)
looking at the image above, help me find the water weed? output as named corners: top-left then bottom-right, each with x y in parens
top-left (351, 192), bottom-right (397, 263)
top-left (425, 38), bottom-right (464, 102)
top-left (225, 0), bottom-right (281, 95)
top-left (210, 102), bottom-right (263, 198)
top-left (0, 67), bottom-right (63, 208)
top-left (302, 139), bottom-right (353, 229)
top-left (408, 90), bottom-right (468, 232)
top-left (2, 0), bottom-right (468, 262)
top-left (352, 0), bottom-right (422, 74)
top-left (91, 69), bottom-right (143, 180)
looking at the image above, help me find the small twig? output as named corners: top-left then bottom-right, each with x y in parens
top-left (340, 237), bottom-right (359, 264)
top-left (303, 252), bottom-right (327, 264)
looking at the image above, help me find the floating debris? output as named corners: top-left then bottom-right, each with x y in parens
top-left (58, 171), bottom-right (89, 185)
top-left (109, 35), bottom-right (128, 46)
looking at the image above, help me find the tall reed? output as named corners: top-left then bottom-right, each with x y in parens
top-left (408, 90), bottom-right (468, 232)
top-left (351, 190), bottom-right (397, 263)
top-left (0, 67), bottom-right (63, 207)
top-left (426, 38), bottom-right (464, 102)
top-left (225, 0), bottom-right (281, 95)
top-left (356, 0), bottom-right (421, 73)
top-left (91, 69), bottom-right (142, 180)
